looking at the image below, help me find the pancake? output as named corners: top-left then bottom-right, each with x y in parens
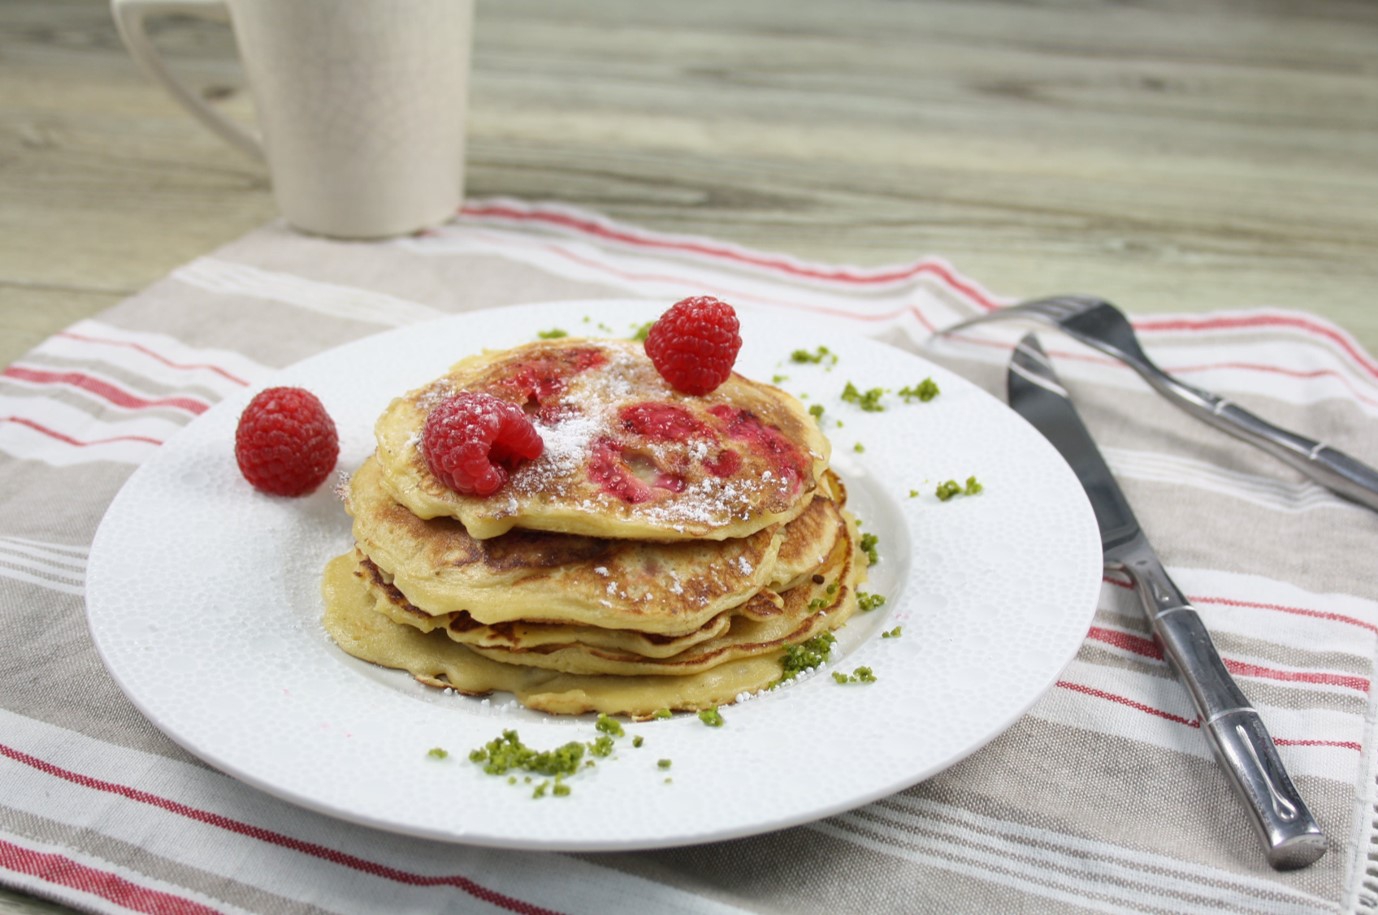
top-left (359, 552), bottom-right (744, 658)
top-left (321, 507), bottom-right (864, 716)
top-left (319, 325), bottom-right (869, 717)
top-left (372, 338), bottom-right (830, 541)
top-left (324, 553), bottom-right (797, 715)
top-left (767, 470), bottom-right (845, 590)
top-left (406, 510), bottom-right (858, 677)
top-left (348, 455), bottom-right (789, 634)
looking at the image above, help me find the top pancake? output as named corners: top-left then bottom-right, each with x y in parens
top-left (373, 338), bottom-right (830, 540)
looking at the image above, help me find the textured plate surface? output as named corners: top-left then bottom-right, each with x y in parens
top-left (86, 300), bottom-right (1102, 851)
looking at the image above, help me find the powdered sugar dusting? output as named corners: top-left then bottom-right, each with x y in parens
top-left (530, 409), bottom-right (601, 482)
top-left (414, 378), bottom-right (457, 412)
top-left (409, 338), bottom-right (817, 536)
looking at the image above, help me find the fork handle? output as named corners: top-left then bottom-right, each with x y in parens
top-left (1135, 365), bottom-right (1378, 512)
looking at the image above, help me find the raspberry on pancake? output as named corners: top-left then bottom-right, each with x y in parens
top-left (373, 338), bottom-right (830, 541)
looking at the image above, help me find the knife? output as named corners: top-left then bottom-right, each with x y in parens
top-left (1007, 333), bottom-right (1327, 870)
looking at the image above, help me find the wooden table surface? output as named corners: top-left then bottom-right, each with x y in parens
top-left (2, 1), bottom-right (1375, 911)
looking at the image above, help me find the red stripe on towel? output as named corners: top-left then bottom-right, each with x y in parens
top-left (1, 416), bottom-right (163, 448)
top-left (460, 201), bottom-right (1003, 309)
top-left (0, 742), bottom-right (562, 915)
top-left (4, 366), bottom-right (210, 415)
top-left (57, 331), bottom-right (250, 387)
top-left (0, 837), bottom-right (219, 915)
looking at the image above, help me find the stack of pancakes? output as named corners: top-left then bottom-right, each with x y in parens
top-left (322, 337), bottom-right (866, 717)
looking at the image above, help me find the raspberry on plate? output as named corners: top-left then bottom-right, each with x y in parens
top-left (234, 386), bottom-right (339, 496)
top-left (420, 392), bottom-right (544, 496)
top-left (644, 295), bottom-right (742, 395)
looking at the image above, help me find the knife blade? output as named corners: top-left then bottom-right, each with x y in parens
top-left (1007, 333), bottom-right (1327, 870)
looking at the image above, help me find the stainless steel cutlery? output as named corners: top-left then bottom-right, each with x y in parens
top-left (1007, 333), bottom-right (1327, 870)
top-left (944, 295), bottom-right (1378, 512)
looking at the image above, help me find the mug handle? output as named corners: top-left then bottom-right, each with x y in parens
top-left (110, 0), bottom-right (264, 160)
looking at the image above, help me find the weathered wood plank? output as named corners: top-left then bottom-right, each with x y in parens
top-left (3, 0), bottom-right (1376, 371)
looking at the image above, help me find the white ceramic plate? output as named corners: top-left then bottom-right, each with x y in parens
top-left (87, 300), bottom-right (1102, 852)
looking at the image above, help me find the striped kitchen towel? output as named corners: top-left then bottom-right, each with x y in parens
top-left (3, 199), bottom-right (1377, 914)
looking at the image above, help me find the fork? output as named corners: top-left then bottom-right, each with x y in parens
top-left (939, 294), bottom-right (1378, 513)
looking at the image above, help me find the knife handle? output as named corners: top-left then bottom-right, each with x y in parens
top-left (1124, 555), bottom-right (1328, 870)
top-left (1134, 363), bottom-right (1378, 512)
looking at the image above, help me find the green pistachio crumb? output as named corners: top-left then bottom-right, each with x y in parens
top-left (595, 712), bottom-right (624, 737)
top-left (898, 378), bottom-right (940, 403)
top-left (859, 532), bottom-right (879, 565)
top-left (537, 328), bottom-right (568, 340)
top-left (588, 735), bottom-right (616, 758)
top-left (908, 489), bottom-right (919, 498)
top-left (630, 321), bottom-right (653, 342)
top-left (808, 403), bottom-right (825, 420)
top-left (834, 666), bottom-right (878, 685)
top-left (776, 631), bottom-right (837, 685)
top-left (831, 671), bottom-right (849, 684)
top-left (426, 747), bottom-right (449, 760)
top-left (664, 777), bottom-right (673, 784)
top-left (533, 780), bottom-right (549, 798)
top-left (857, 591), bottom-right (886, 612)
top-left (651, 708), bottom-right (672, 720)
top-left (790, 345), bottom-right (836, 366)
top-left (772, 374), bottom-right (789, 384)
top-left (468, 730), bottom-right (586, 777)
top-left (841, 381), bottom-right (886, 412)
top-left (553, 782), bottom-right (571, 797)
top-left (698, 707), bottom-right (725, 728)
top-left (936, 477), bottom-right (983, 501)
top-left (882, 626), bottom-right (903, 639)
top-left (853, 442), bottom-right (865, 453)
top-left (633, 735), bottom-right (644, 748)
top-left (657, 758), bottom-right (672, 769)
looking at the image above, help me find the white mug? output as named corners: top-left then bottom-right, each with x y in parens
top-left (111, 0), bottom-right (474, 239)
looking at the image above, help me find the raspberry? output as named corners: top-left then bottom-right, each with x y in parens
top-left (643, 295), bottom-right (742, 395)
top-left (234, 386), bottom-right (339, 496)
top-left (420, 392), bottom-right (544, 496)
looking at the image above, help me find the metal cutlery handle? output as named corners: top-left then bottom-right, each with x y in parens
top-left (1123, 551), bottom-right (1327, 869)
top-left (1130, 359), bottom-right (1378, 512)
